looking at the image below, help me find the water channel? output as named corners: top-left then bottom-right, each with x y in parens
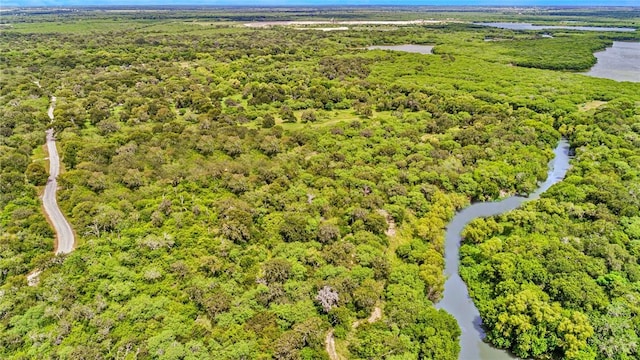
top-left (364, 41), bottom-right (624, 359)
top-left (436, 139), bottom-right (572, 360)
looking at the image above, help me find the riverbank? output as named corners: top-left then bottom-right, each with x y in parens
top-left (437, 139), bottom-right (571, 359)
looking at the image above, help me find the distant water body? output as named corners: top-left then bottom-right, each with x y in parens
top-left (367, 44), bottom-right (434, 54)
top-left (583, 42), bottom-right (640, 82)
top-left (477, 22), bottom-right (636, 32)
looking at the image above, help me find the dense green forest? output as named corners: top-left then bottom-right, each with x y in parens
top-left (1, 8), bottom-right (639, 360)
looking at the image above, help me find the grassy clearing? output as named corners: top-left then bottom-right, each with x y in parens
top-left (243, 108), bottom-right (386, 131)
top-left (579, 100), bottom-right (607, 111)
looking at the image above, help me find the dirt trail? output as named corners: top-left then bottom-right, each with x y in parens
top-left (367, 306), bottom-right (382, 323)
top-left (325, 329), bottom-right (339, 360)
top-left (324, 211), bottom-right (392, 358)
top-left (326, 306), bottom-right (382, 359)
top-left (44, 125), bottom-right (75, 255)
top-left (352, 306), bottom-right (382, 329)
top-left (377, 209), bottom-right (396, 237)
top-left (27, 91), bottom-right (75, 286)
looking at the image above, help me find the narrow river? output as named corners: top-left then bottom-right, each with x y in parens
top-left (437, 139), bottom-right (571, 360)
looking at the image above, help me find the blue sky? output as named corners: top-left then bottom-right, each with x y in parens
top-left (4, 1), bottom-right (640, 7)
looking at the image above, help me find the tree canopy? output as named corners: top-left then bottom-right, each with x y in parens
top-left (1, 7), bottom-right (639, 360)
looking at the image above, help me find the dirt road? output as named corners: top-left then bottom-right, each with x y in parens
top-left (44, 128), bottom-right (74, 255)
top-left (43, 95), bottom-right (74, 255)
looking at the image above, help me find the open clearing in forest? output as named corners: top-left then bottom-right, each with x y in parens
top-left (579, 100), bottom-right (607, 111)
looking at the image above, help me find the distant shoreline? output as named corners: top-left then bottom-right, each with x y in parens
top-left (4, 5), bottom-right (640, 10)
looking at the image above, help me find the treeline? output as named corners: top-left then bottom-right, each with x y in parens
top-left (0, 75), bottom-right (53, 282)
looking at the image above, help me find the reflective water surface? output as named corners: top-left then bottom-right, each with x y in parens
top-left (583, 42), bottom-right (640, 82)
top-left (367, 44), bottom-right (434, 54)
top-left (437, 139), bottom-right (571, 360)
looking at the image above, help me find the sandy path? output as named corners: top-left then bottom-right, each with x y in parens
top-left (43, 95), bottom-right (74, 254)
top-left (27, 93), bottom-right (75, 286)
top-left (326, 306), bottom-right (382, 359)
top-left (325, 329), bottom-right (339, 360)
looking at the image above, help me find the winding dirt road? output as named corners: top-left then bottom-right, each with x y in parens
top-left (27, 95), bottom-right (75, 286)
top-left (44, 96), bottom-right (75, 255)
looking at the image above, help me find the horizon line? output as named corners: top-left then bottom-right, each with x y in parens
top-left (6, 4), bottom-right (640, 7)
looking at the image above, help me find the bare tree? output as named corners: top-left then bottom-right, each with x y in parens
top-left (315, 286), bottom-right (339, 313)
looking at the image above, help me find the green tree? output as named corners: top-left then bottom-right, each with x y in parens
top-left (262, 114), bottom-right (276, 128)
top-left (280, 106), bottom-right (297, 123)
top-left (25, 162), bottom-right (48, 186)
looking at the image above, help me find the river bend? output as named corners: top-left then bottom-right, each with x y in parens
top-left (437, 139), bottom-right (571, 360)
